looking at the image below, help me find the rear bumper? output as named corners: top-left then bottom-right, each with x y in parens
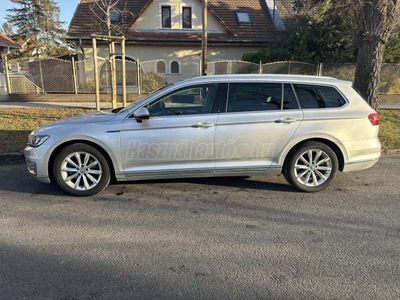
top-left (342, 157), bottom-right (379, 172)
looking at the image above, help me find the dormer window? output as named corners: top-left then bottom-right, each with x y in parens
top-left (182, 7), bottom-right (192, 29)
top-left (161, 6), bottom-right (171, 28)
top-left (235, 11), bottom-right (251, 24)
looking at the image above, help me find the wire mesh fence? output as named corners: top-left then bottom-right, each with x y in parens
top-left (0, 73), bottom-right (7, 94)
top-left (6, 57), bottom-right (75, 93)
top-left (4, 57), bottom-right (400, 98)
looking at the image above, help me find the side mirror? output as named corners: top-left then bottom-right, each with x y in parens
top-left (133, 107), bottom-right (150, 123)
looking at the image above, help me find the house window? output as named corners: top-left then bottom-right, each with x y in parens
top-left (235, 11), bottom-right (251, 24)
top-left (157, 61), bottom-right (166, 74)
top-left (182, 7), bottom-right (192, 29)
top-left (171, 61), bottom-right (180, 74)
top-left (161, 6), bottom-right (171, 28)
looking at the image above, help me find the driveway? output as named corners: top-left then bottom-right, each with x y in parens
top-left (0, 156), bottom-right (399, 299)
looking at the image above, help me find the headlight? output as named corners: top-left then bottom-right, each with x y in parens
top-left (28, 133), bottom-right (50, 147)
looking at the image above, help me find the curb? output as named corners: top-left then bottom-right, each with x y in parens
top-left (0, 153), bottom-right (24, 163)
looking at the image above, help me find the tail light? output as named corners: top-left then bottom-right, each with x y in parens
top-left (368, 113), bottom-right (380, 126)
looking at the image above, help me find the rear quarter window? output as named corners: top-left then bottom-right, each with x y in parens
top-left (293, 84), bottom-right (347, 109)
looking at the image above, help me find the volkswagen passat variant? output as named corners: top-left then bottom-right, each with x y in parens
top-left (24, 74), bottom-right (381, 196)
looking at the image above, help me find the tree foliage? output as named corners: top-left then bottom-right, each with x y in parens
top-left (243, 1), bottom-right (356, 64)
top-left (5, 0), bottom-right (68, 57)
top-left (243, 0), bottom-right (400, 108)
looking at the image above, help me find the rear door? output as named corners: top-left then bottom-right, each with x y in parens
top-left (214, 82), bottom-right (303, 173)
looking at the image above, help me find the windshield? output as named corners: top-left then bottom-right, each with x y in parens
top-left (117, 83), bottom-right (174, 113)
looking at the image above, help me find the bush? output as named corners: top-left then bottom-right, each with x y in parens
top-left (141, 72), bottom-right (168, 93)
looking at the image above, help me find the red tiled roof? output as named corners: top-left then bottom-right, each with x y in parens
top-left (68, 0), bottom-right (293, 45)
top-left (0, 32), bottom-right (22, 49)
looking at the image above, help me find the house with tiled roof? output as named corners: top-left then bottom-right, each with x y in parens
top-left (0, 32), bottom-right (22, 74)
top-left (67, 0), bottom-right (296, 81)
top-left (0, 32), bottom-right (22, 51)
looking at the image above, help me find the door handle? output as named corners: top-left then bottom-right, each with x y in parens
top-left (275, 118), bottom-right (298, 124)
top-left (191, 122), bottom-right (215, 128)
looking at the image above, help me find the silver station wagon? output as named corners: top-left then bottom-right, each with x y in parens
top-left (24, 74), bottom-right (381, 196)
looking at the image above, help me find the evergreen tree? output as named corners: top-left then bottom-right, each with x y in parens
top-left (5, 0), bottom-right (67, 57)
top-left (0, 22), bottom-right (15, 37)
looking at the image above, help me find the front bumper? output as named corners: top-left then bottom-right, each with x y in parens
top-left (24, 146), bottom-right (51, 183)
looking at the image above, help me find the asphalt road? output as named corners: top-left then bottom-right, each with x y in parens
top-left (0, 156), bottom-right (399, 300)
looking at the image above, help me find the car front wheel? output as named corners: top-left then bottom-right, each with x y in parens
top-left (53, 143), bottom-right (111, 196)
top-left (284, 142), bottom-right (338, 192)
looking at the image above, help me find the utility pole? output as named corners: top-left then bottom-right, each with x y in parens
top-left (201, 0), bottom-right (208, 76)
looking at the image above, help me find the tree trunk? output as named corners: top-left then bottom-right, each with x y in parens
top-left (353, 38), bottom-right (385, 110)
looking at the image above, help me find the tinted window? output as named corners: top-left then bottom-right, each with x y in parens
top-left (162, 6), bottom-right (171, 28)
top-left (227, 83), bottom-right (282, 112)
top-left (147, 84), bottom-right (219, 116)
top-left (294, 84), bottom-right (346, 109)
top-left (182, 7), bottom-right (192, 28)
top-left (283, 83), bottom-right (299, 109)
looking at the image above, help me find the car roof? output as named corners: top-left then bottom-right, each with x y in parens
top-left (181, 74), bottom-right (352, 86)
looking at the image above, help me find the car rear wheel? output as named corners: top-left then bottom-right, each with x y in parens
top-left (284, 141), bottom-right (338, 192)
top-left (53, 143), bottom-right (110, 196)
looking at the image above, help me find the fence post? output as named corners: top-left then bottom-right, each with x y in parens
top-left (121, 37), bottom-right (127, 107)
top-left (72, 56), bottom-right (78, 94)
top-left (259, 60), bottom-right (262, 74)
top-left (3, 53), bottom-right (12, 94)
top-left (288, 61), bottom-right (291, 74)
top-left (318, 63), bottom-right (323, 76)
top-left (38, 57), bottom-right (45, 93)
top-left (137, 58), bottom-right (141, 95)
top-left (92, 37), bottom-right (101, 111)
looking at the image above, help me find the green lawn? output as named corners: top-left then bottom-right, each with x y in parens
top-left (0, 107), bottom-right (399, 154)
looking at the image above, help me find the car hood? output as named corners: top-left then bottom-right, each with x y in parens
top-left (36, 111), bottom-right (117, 131)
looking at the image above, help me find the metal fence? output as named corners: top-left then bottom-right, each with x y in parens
top-left (5, 57), bottom-right (171, 95)
top-left (0, 73), bottom-right (7, 94)
top-left (3, 57), bottom-right (400, 97)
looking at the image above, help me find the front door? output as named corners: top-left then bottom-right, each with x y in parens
top-left (120, 83), bottom-right (221, 179)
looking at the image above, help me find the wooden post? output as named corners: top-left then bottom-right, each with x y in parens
top-left (110, 40), bottom-right (117, 109)
top-left (71, 56), bottom-right (78, 94)
top-left (137, 58), bottom-right (141, 95)
top-left (121, 37), bottom-right (127, 107)
top-left (3, 53), bottom-right (11, 94)
top-left (201, 0), bottom-right (208, 76)
top-left (92, 37), bottom-right (101, 111)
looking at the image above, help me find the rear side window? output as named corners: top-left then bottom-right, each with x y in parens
top-left (293, 84), bottom-right (347, 109)
top-left (226, 83), bottom-right (299, 112)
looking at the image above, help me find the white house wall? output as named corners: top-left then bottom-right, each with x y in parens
top-left (83, 44), bottom-right (263, 83)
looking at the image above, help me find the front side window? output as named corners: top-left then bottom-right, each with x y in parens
top-left (227, 83), bottom-right (283, 112)
top-left (182, 7), bottom-right (192, 28)
top-left (147, 84), bottom-right (219, 116)
top-left (162, 6), bottom-right (171, 28)
top-left (293, 84), bottom-right (347, 109)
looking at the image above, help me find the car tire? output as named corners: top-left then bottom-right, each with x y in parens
top-left (53, 143), bottom-right (111, 196)
top-left (284, 141), bottom-right (338, 192)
